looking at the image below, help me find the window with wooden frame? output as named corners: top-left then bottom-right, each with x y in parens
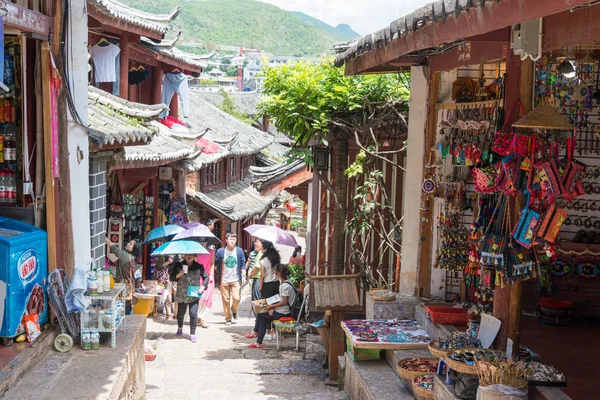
top-left (203, 161), bottom-right (224, 188)
top-left (242, 155), bottom-right (253, 177)
top-left (230, 157), bottom-right (237, 179)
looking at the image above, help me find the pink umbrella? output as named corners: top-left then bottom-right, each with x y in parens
top-left (243, 224), bottom-right (298, 247)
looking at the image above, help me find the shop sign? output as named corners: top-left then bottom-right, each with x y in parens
top-left (17, 249), bottom-right (37, 283)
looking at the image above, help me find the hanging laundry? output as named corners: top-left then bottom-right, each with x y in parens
top-left (89, 41), bottom-right (120, 83)
top-left (160, 72), bottom-right (189, 119)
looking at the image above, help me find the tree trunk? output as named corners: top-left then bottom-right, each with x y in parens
top-left (331, 133), bottom-right (349, 275)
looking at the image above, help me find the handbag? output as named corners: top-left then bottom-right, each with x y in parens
top-left (187, 285), bottom-right (204, 298)
top-left (473, 163), bottom-right (500, 193)
top-left (536, 204), bottom-right (568, 243)
top-left (512, 206), bottom-right (541, 248)
top-left (533, 160), bottom-right (565, 200)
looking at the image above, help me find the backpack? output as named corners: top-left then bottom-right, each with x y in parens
top-left (283, 281), bottom-right (306, 321)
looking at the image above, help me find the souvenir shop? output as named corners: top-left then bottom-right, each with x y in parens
top-left (424, 47), bottom-right (600, 396)
top-left (0, 5), bottom-right (57, 367)
top-left (106, 165), bottom-right (187, 281)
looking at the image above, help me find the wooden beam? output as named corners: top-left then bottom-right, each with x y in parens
top-left (41, 43), bottom-right (57, 273)
top-left (3, 1), bottom-right (51, 37)
top-left (416, 71), bottom-right (439, 298)
top-left (344, 0), bottom-right (591, 75)
top-left (543, 6), bottom-right (600, 52)
top-left (119, 33), bottom-right (130, 100)
top-left (260, 168), bottom-right (313, 198)
top-left (430, 40), bottom-right (508, 73)
top-left (87, 5), bottom-right (164, 41)
top-left (157, 55), bottom-right (202, 75)
top-left (151, 65), bottom-right (163, 104)
top-left (129, 44), bottom-right (159, 67)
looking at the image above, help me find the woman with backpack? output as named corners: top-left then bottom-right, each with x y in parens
top-left (249, 264), bottom-right (296, 349)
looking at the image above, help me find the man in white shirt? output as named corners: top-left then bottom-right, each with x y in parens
top-left (214, 233), bottom-right (246, 325)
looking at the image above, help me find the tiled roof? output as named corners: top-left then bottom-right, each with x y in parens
top-left (256, 142), bottom-right (290, 166)
top-left (88, 0), bottom-right (179, 36)
top-left (249, 159), bottom-right (307, 191)
top-left (334, 0), bottom-right (492, 67)
top-left (187, 177), bottom-right (277, 222)
top-left (120, 121), bottom-right (199, 162)
top-left (189, 89), bottom-right (261, 116)
top-left (139, 35), bottom-right (215, 72)
top-left (87, 86), bottom-right (166, 146)
top-left (178, 94), bottom-right (273, 172)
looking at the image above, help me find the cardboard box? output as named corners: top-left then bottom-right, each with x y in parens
top-left (251, 299), bottom-right (269, 314)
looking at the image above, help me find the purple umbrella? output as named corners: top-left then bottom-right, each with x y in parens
top-left (243, 224), bottom-right (298, 247)
top-left (172, 224), bottom-right (221, 247)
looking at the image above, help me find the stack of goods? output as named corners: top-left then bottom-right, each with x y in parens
top-left (447, 349), bottom-right (507, 375)
top-left (412, 375), bottom-right (435, 400)
top-left (342, 319), bottom-right (430, 344)
top-left (477, 359), bottom-right (530, 392)
top-left (430, 331), bottom-right (482, 355)
top-left (524, 361), bottom-right (566, 385)
top-left (397, 357), bottom-right (442, 379)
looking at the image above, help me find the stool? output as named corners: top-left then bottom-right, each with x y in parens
top-left (273, 321), bottom-right (302, 351)
top-left (537, 298), bottom-right (574, 326)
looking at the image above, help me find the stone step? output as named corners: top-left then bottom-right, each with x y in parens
top-left (343, 352), bottom-right (414, 400)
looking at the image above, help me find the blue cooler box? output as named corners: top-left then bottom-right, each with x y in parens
top-left (0, 217), bottom-right (48, 339)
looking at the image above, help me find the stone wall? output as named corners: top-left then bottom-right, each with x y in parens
top-left (89, 153), bottom-right (109, 269)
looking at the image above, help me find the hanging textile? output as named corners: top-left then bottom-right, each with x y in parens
top-left (89, 41), bottom-right (120, 83)
top-left (50, 53), bottom-right (62, 179)
top-left (160, 72), bottom-right (189, 119)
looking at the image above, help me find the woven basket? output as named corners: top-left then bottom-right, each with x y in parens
top-left (412, 377), bottom-right (434, 400)
top-left (445, 348), bottom-right (479, 375)
top-left (371, 293), bottom-right (396, 301)
top-left (428, 341), bottom-right (450, 359)
top-left (396, 357), bottom-right (439, 380)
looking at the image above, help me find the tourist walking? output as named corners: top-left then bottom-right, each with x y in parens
top-left (288, 245), bottom-right (305, 266)
top-left (247, 238), bottom-right (263, 301)
top-left (249, 264), bottom-right (295, 349)
top-left (214, 233), bottom-right (246, 325)
top-left (155, 255), bottom-right (176, 320)
top-left (196, 237), bottom-right (215, 328)
top-left (170, 254), bottom-right (210, 342)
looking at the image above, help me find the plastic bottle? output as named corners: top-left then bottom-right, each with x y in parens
top-left (7, 172), bottom-right (14, 204)
top-left (0, 134), bottom-right (4, 163)
top-left (9, 96), bottom-right (15, 123)
top-left (3, 134), bottom-right (9, 161)
top-left (103, 271), bottom-right (111, 293)
top-left (0, 96), bottom-right (5, 124)
top-left (0, 172), bottom-right (6, 204)
top-left (8, 134), bottom-right (15, 161)
top-left (109, 268), bottom-right (115, 289)
top-left (96, 269), bottom-right (104, 293)
top-left (4, 95), bottom-right (11, 123)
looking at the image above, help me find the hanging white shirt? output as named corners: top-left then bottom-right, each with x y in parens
top-left (89, 43), bottom-right (120, 83)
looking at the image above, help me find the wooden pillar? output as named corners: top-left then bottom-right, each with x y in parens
top-left (493, 52), bottom-right (533, 355)
top-left (119, 33), bottom-right (130, 100)
top-left (41, 43), bottom-right (57, 273)
top-left (327, 310), bottom-right (344, 384)
top-left (151, 65), bottom-right (163, 105)
top-left (220, 219), bottom-right (227, 243)
top-left (169, 93), bottom-right (178, 119)
top-left (417, 71), bottom-right (440, 298)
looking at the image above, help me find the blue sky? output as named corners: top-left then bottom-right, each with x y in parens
top-left (258, 0), bottom-right (428, 35)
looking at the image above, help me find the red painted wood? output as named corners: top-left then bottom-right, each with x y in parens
top-left (151, 65), bottom-right (163, 105)
top-left (119, 33), bottom-right (130, 100)
top-left (4, 2), bottom-right (51, 36)
top-left (345, 0), bottom-right (591, 75)
top-left (87, 6), bottom-right (164, 41)
top-left (129, 44), bottom-right (159, 67)
top-left (430, 39), bottom-right (508, 73)
top-left (543, 6), bottom-right (600, 51)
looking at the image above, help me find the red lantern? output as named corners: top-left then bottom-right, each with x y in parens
top-left (286, 201), bottom-right (298, 212)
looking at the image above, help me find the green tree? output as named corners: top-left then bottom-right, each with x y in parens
top-left (259, 58), bottom-right (409, 276)
top-left (218, 88), bottom-right (256, 125)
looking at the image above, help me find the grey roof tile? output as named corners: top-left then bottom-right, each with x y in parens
top-left (249, 159), bottom-right (307, 191)
top-left (88, 0), bottom-right (179, 35)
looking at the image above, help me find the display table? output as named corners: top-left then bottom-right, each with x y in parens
top-left (307, 273), bottom-right (362, 384)
top-left (82, 283), bottom-right (126, 348)
top-left (341, 319), bottom-right (430, 350)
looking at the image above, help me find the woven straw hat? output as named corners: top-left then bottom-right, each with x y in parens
top-left (512, 101), bottom-right (573, 131)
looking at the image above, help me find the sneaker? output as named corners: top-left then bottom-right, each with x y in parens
top-left (232, 312), bottom-right (238, 320)
top-left (200, 320), bottom-right (209, 329)
top-left (225, 321), bottom-right (232, 326)
top-left (190, 335), bottom-right (197, 343)
top-left (176, 328), bottom-right (183, 337)
top-left (263, 333), bottom-right (274, 341)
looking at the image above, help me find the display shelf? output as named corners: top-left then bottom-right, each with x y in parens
top-left (341, 320), bottom-right (430, 350)
top-left (81, 283), bottom-right (126, 348)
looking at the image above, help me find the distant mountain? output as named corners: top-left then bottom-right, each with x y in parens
top-left (290, 12), bottom-right (360, 41)
top-left (119, 0), bottom-right (359, 57)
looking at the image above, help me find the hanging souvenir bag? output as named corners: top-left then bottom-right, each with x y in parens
top-left (512, 205), bottom-right (541, 249)
top-left (497, 153), bottom-right (524, 196)
top-left (491, 100), bottom-right (524, 156)
top-left (506, 244), bottom-right (534, 284)
top-left (533, 160), bottom-right (565, 200)
top-left (536, 204), bottom-right (568, 244)
top-left (473, 163), bottom-right (500, 193)
top-left (560, 138), bottom-right (586, 200)
top-left (109, 175), bottom-right (124, 217)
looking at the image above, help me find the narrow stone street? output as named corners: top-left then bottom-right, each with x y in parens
top-left (144, 239), bottom-right (345, 400)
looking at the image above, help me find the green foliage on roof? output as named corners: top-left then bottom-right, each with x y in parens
top-left (119, 0), bottom-right (359, 57)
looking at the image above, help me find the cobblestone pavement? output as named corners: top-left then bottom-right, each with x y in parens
top-left (145, 241), bottom-right (345, 400)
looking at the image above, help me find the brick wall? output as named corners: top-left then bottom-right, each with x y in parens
top-left (186, 171), bottom-right (200, 191)
top-left (89, 153), bottom-right (109, 269)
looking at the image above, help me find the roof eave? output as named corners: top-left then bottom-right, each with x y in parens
top-left (88, 3), bottom-right (166, 40)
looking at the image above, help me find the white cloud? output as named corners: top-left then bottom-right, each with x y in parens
top-left (258, 0), bottom-right (429, 35)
